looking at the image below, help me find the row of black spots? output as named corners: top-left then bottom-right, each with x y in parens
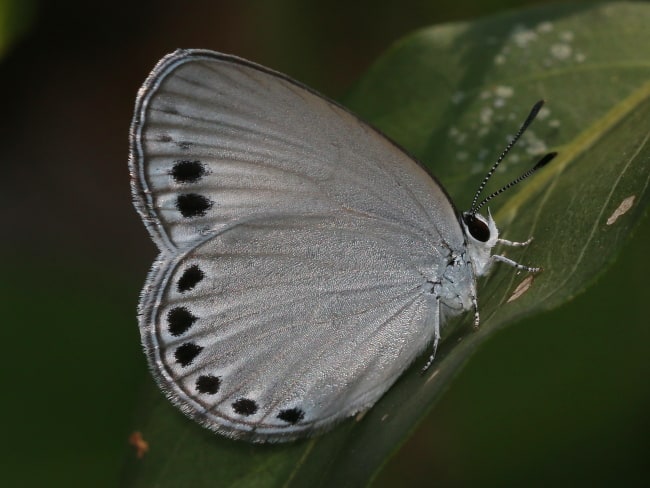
top-left (170, 160), bottom-right (207, 183)
top-left (176, 193), bottom-right (213, 218)
top-left (229, 398), bottom-right (305, 425)
top-left (192, 381), bottom-right (304, 425)
top-left (171, 264), bottom-right (206, 366)
top-left (177, 264), bottom-right (204, 292)
top-left (153, 143), bottom-right (210, 218)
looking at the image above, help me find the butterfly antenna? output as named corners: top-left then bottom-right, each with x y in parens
top-left (469, 100), bottom-right (545, 214)
top-left (472, 151), bottom-right (557, 214)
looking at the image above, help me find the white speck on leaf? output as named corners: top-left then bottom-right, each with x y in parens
top-left (507, 275), bottom-right (535, 303)
top-left (480, 106), bottom-right (494, 124)
top-left (606, 195), bottom-right (635, 225)
top-left (521, 129), bottom-right (548, 155)
top-left (550, 43), bottom-right (572, 60)
top-left (508, 153), bottom-right (521, 164)
top-left (512, 25), bottom-right (538, 47)
top-left (494, 85), bottom-right (514, 98)
top-left (524, 136), bottom-right (548, 155)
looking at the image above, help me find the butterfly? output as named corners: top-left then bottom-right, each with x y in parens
top-left (129, 49), bottom-right (555, 442)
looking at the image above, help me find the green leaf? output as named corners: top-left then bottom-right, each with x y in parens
top-left (123, 3), bottom-right (650, 487)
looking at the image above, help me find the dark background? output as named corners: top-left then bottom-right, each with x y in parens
top-left (1, 1), bottom-right (647, 486)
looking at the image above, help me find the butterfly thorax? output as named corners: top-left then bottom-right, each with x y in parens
top-left (430, 250), bottom-right (477, 321)
top-left (426, 209), bottom-right (500, 320)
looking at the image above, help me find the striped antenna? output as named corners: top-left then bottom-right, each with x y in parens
top-left (469, 100), bottom-right (545, 214)
top-left (472, 151), bottom-right (557, 214)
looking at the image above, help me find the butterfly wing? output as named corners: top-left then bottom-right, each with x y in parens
top-left (130, 50), bottom-right (467, 441)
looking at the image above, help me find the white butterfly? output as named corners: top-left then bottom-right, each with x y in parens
top-left (129, 49), bottom-right (554, 442)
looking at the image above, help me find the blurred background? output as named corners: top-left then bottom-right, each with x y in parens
top-left (1, 0), bottom-right (647, 486)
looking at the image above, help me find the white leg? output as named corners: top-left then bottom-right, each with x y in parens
top-left (421, 298), bottom-right (441, 372)
top-left (492, 254), bottom-right (541, 272)
top-left (497, 237), bottom-right (533, 247)
top-left (472, 294), bottom-right (480, 329)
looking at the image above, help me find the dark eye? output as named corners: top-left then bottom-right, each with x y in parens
top-left (464, 214), bottom-right (490, 242)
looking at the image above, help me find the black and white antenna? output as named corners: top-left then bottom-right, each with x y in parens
top-left (469, 100), bottom-right (555, 215)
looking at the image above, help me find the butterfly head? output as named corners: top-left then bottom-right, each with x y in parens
top-left (460, 209), bottom-right (499, 276)
top-left (461, 100), bottom-right (557, 275)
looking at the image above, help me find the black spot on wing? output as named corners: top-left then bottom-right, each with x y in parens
top-left (170, 160), bottom-right (206, 183)
top-left (167, 307), bottom-right (198, 336)
top-left (176, 193), bottom-right (212, 217)
top-left (232, 398), bottom-right (258, 416)
top-left (196, 375), bottom-right (221, 394)
top-left (174, 342), bottom-right (203, 367)
top-left (177, 265), bottom-right (204, 292)
top-left (277, 408), bottom-right (305, 424)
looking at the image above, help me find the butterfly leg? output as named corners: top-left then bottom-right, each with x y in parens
top-left (492, 254), bottom-right (541, 273)
top-left (497, 237), bottom-right (533, 247)
top-left (421, 297), bottom-right (441, 373)
top-left (472, 294), bottom-right (480, 329)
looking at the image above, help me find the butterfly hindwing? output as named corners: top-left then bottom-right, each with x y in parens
top-left (142, 213), bottom-right (441, 441)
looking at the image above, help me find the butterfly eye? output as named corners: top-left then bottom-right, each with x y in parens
top-left (464, 214), bottom-right (491, 242)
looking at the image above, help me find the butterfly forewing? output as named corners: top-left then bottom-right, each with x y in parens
top-left (130, 50), bottom-right (462, 252)
top-left (130, 50), bottom-right (468, 442)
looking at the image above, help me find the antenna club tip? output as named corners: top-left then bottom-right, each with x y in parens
top-left (527, 100), bottom-right (545, 120)
top-left (534, 151), bottom-right (558, 169)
